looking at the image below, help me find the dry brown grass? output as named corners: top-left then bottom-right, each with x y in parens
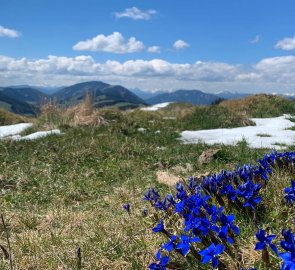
top-left (39, 94), bottom-right (107, 128)
top-left (65, 104), bottom-right (106, 127)
top-left (0, 108), bottom-right (30, 125)
top-left (235, 237), bottom-right (261, 269)
top-left (219, 98), bottom-right (251, 116)
top-left (220, 94), bottom-right (295, 118)
top-left (158, 103), bottom-right (196, 119)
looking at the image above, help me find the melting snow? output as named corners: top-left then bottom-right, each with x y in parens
top-left (140, 102), bottom-right (173, 111)
top-left (16, 129), bottom-right (62, 140)
top-left (0, 123), bottom-right (33, 138)
top-left (180, 115), bottom-right (295, 149)
top-left (0, 123), bottom-right (62, 141)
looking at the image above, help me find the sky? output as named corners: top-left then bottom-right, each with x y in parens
top-left (1, 0), bottom-right (295, 94)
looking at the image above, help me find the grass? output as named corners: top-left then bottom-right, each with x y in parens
top-left (220, 94), bottom-right (295, 118)
top-left (0, 108), bottom-right (30, 125)
top-left (0, 97), bottom-right (294, 269)
top-left (256, 133), bottom-right (272, 137)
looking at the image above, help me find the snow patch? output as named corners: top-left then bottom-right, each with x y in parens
top-left (16, 129), bottom-right (62, 140)
top-left (140, 102), bottom-right (173, 111)
top-left (0, 123), bottom-right (62, 141)
top-left (0, 123), bottom-right (33, 138)
top-left (180, 115), bottom-right (295, 149)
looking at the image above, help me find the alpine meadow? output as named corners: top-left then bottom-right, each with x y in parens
top-left (1, 1), bottom-right (295, 270)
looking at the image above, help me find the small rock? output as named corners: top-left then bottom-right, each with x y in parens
top-left (156, 171), bottom-right (179, 187)
top-left (198, 149), bottom-right (221, 165)
top-left (138, 128), bottom-right (147, 133)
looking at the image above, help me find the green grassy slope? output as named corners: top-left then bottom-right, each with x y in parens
top-left (0, 108), bottom-right (29, 125)
top-left (220, 94), bottom-right (295, 118)
top-left (0, 99), bottom-right (294, 269)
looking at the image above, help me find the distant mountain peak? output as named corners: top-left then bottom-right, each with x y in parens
top-left (145, 89), bottom-right (220, 105)
top-left (53, 81), bottom-right (146, 109)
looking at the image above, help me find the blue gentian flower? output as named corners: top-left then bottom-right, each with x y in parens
top-left (162, 235), bottom-right (177, 252)
top-left (255, 229), bottom-right (278, 254)
top-left (154, 198), bottom-right (169, 211)
top-left (187, 176), bottom-right (199, 193)
top-left (256, 164), bottom-right (271, 181)
top-left (176, 183), bottom-right (187, 200)
top-left (243, 195), bottom-right (262, 209)
top-left (281, 229), bottom-right (295, 252)
top-left (237, 180), bottom-right (262, 209)
top-left (149, 250), bottom-right (170, 270)
top-left (279, 251), bottom-right (295, 270)
top-left (152, 219), bottom-right (165, 233)
top-left (280, 229), bottom-right (295, 269)
top-left (218, 226), bottom-right (234, 244)
top-left (144, 151), bottom-right (295, 269)
top-left (284, 180), bottom-right (295, 205)
top-left (199, 243), bottom-right (225, 269)
top-left (122, 203), bottom-right (130, 213)
top-left (219, 213), bottom-right (240, 235)
top-left (144, 188), bottom-right (161, 203)
top-left (192, 216), bottom-right (211, 236)
top-left (220, 184), bottom-right (237, 201)
top-left (206, 205), bottom-right (224, 223)
top-left (166, 194), bottom-right (176, 206)
top-left (175, 234), bottom-right (200, 256)
top-left (174, 200), bottom-right (186, 214)
top-left (278, 217), bottom-right (295, 268)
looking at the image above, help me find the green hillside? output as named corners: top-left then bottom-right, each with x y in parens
top-left (0, 91), bottom-right (39, 116)
top-left (0, 108), bottom-right (28, 125)
top-left (54, 81), bottom-right (146, 109)
top-left (0, 97), bottom-right (294, 269)
top-left (220, 94), bottom-right (295, 117)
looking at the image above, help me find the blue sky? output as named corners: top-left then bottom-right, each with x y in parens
top-left (1, 0), bottom-right (295, 93)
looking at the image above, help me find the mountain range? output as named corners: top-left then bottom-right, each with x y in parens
top-left (0, 81), bottom-right (147, 116)
top-left (54, 81), bottom-right (146, 109)
top-left (130, 88), bottom-right (252, 104)
top-left (0, 80), bottom-right (293, 117)
top-left (145, 89), bottom-right (220, 105)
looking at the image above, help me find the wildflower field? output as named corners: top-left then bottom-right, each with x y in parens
top-left (144, 151), bottom-right (295, 269)
top-left (0, 95), bottom-right (294, 269)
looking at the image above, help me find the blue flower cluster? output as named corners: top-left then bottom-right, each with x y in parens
top-left (203, 151), bottom-right (295, 210)
top-left (254, 228), bottom-right (295, 269)
top-left (144, 151), bottom-right (295, 269)
top-left (284, 180), bottom-right (295, 205)
top-left (145, 180), bottom-right (239, 269)
top-left (280, 229), bottom-right (295, 269)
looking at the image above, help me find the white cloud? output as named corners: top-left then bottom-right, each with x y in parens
top-left (2, 54), bottom-right (295, 93)
top-left (0, 25), bottom-right (21, 38)
top-left (254, 55), bottom-right (295, 83)
top-left (114, 7), bottom-right (157, 20)
top-left (147, 46), bottom-right (161, 53)
top-left (0, 55), bottom-right (240, 88)
top-left (73, 32), bottom-right (145, 53)
top-left (275, 36), bottom-right (295, 50)
top-left (249, 35), bottom-right (261, 44)
top-left (173, 40), bottom-right (190, 50)
top-left (235, 73), bottom-right (262, 81)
